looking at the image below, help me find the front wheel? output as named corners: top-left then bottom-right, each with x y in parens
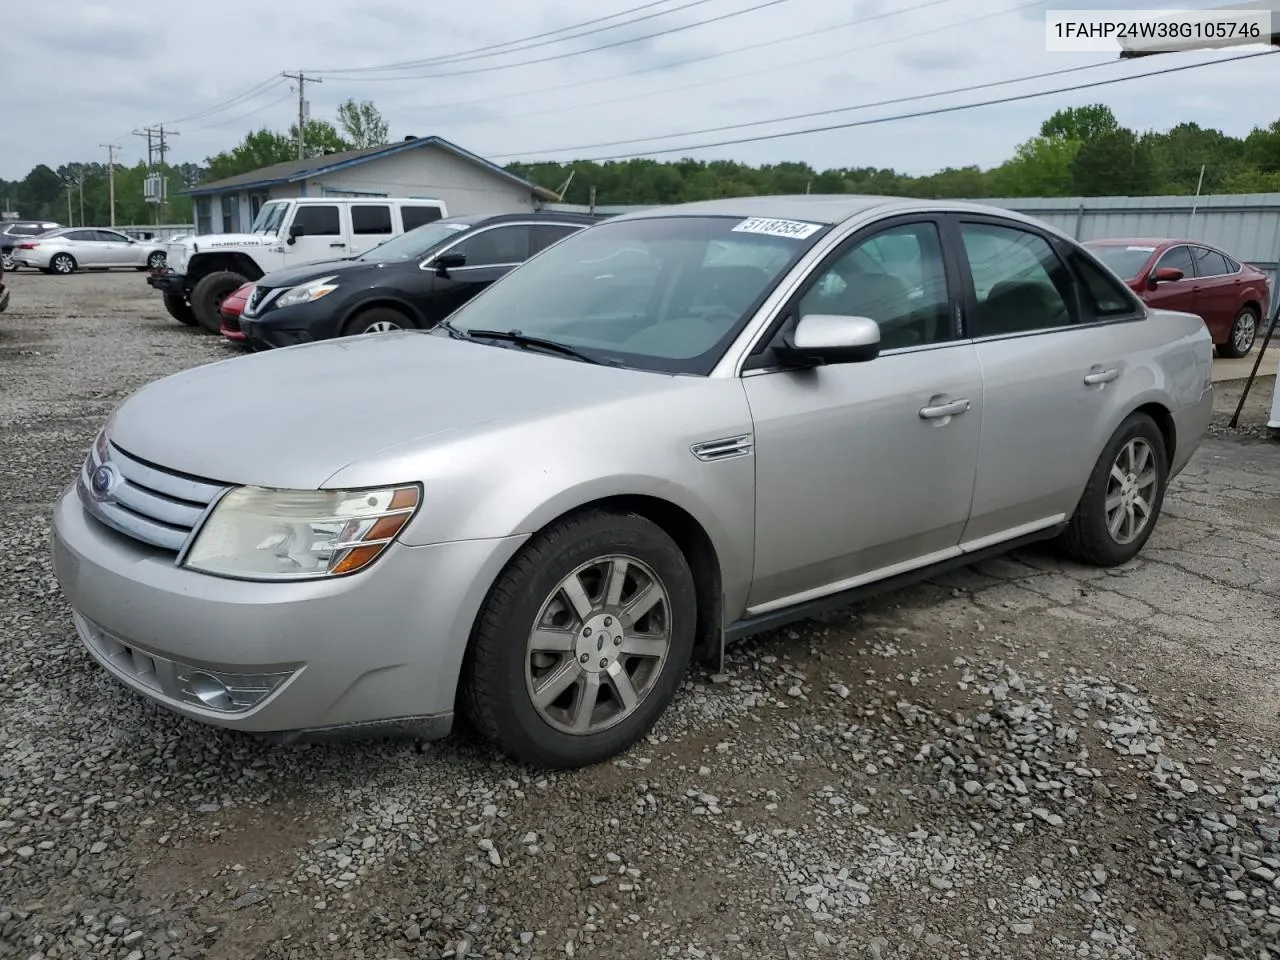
top-left (1, 252), bottom-right (15, 272)
top-left (1058, 412), bottom-right (1168, 567)
top-left (147, 251), bottom-right (166, 270)
top-left (461, 510), bottom-right (697, 769)
top-left (162, 292), bottom-right (198, 326)
top-left (191, 271), bottom-right (247, 333)
top-left (1218, 306), bottom-right (1259, 358)
top-left (344, 306), bottom-right (414, 337)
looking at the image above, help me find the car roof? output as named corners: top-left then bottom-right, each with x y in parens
top-left (604, 194), bottom-right (1070, 232)
top-left (1084, 237), bottom-right (1210, 249)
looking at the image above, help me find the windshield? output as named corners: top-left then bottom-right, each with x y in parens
top-left (356, 221), bottom-right (473, 262)
top-left (249, 201), bottom-right (290, 235)
top-left (1084, 242), bottom-right (1155, 280)
top-left (443, 214), bottom-right (829, 374)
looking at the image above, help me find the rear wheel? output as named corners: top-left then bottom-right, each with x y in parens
top-left (51, 253), bottom-right (76, 275)
top-left (343, 306), bottom-right (414, 337)
top-left (461, 510), bottom-right (697, 769)
top-left (1058, 412), bottom-right (1168, 567)
top-left (191, 271), bottom-right (247, 333)
top-left (1, 252), bottom-right (15, 272)
top-left (163, 292), bottom-right (198, 326)
top-left (147, 251), bottom-right (166, 270)
top-left (1218, 306), bottom-right (1259, 358)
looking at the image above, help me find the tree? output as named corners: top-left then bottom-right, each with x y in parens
top-left (1041, 104), bottom-right (1120, 144)
top-left (337, 99), bottom-right (390, 149)
top-left (285, 119), bottom-right (353, 157)
top-left (204, 128), bottom-right (296, 181)
top-left (990, 136), bottom-right (1081, 196)
top-left (1070, 127), bottom-right (1156, 196)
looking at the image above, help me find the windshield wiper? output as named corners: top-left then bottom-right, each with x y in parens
top-left (461, 328), bottom-right (612, 365)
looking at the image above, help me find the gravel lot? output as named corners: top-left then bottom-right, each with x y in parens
top-left (2, 271), bottom-right (1280, 960)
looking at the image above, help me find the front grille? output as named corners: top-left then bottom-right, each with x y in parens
top-left (78, 439), bottom-right (229, 554)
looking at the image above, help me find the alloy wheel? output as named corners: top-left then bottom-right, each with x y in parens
top-left (1105, 438), bottom-right (1158, 545)
top-left (524, 555), bottom-right (672, 735)
top-left (365, 320), bottom-right (401, 333)
top-left (1233, 311), bottom-right (1257, 355)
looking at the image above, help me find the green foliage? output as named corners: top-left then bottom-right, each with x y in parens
top-left (336, 99), bottom-right (390, 149)
top-left (1040, 104), bottom-right (1120, 143)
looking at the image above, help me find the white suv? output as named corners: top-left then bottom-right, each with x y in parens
top-left (148, 197), bottom-right (448, 332)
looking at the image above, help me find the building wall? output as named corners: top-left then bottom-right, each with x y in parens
top-left (304, 143), bottom-right (537, 216)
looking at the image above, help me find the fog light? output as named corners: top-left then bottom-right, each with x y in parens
top-left (177, 666), bottom-right (294, 713)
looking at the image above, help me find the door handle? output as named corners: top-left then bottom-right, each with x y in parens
top-left (1083, 368), bottom-right (1119, 385)
top-left (329, 242), bottom-right (346, 248)
top-left (919, 398), bottom-right (971, 420)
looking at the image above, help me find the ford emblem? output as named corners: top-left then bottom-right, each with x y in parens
top-left (91, 464), bottom-right (118, 499)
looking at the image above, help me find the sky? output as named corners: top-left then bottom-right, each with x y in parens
top-left (3, 0), bottom-right (1279, 181)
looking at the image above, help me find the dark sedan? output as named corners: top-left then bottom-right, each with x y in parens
top-left (234, 212), bottom-right (598, 349)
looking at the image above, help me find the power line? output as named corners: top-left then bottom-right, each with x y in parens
top-left (308, 0), bottom-right (797, 82)
top-left (98, 143), bottom-right (122, 227)
top-left (313, 0), bottom-right (720, 74)
top-left (179, 91), bottom-right (296, 133)
top-left (503, 48), bottom-right (1279, 163)
top-left (422, 0), bottom-right (1042, 127)
top-left (494, 57), bottom-right (1128, 159)
top-left (157, 75), bottom-right (288, 126)
top-left (282, 72), bottom-right (322, 159)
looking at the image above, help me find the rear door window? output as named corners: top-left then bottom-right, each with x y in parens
top-left (352, 205), bottom-right (393, 235)
top-left (401, 205), bottom-right (444, 231)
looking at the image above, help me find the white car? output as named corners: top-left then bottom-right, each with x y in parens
top-left (12, 227), bottom-right (167, 275)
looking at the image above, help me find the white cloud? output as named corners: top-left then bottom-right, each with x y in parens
top-left (2, 0), bottom-right (1277, 180)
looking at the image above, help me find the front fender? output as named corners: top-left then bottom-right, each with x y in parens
top-left (338, 292), bottom-right (429, 329)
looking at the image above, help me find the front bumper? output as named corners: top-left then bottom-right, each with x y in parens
top-left (146, 269), bottom-right (187, 296)
top-left (51, 484), bottom-right (528, 742)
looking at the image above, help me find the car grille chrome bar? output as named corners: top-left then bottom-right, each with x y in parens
top-left (77, 439), bottom-right (229, 554)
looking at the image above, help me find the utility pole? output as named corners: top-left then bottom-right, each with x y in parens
top-left (132, 127), bottom-right (155, 168)
top-left (282, 71), bottom-right (320, 159)
top-left (78, 176), bottom-right (85, 227)
top-left (156, 125), bottom-right (177, 224)
top-left (99, 143), bottom-right (121, 226)
top-left (67, 184), bottom-right (73, 225)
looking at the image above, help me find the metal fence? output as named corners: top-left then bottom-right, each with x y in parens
top-left (112, 223), bottom-right (195, 242)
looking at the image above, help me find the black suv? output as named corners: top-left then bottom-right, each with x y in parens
top-left (1, 220), bottom-right (61, 271)
top-left (234, 212), bottom-right (600, 349)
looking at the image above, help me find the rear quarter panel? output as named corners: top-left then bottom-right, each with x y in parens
top-left (1106, 308), bottom-right (1213, 476)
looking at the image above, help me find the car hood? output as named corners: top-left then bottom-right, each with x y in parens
top-left (109, 332), bottom-right (671, 489)
top-left (258, 258), bottom-right (375, 289)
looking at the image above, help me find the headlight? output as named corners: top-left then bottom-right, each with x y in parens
top-left (184, 484), bottom-right (420, 581)
top-left (276, 276), bottom-right (339, 308)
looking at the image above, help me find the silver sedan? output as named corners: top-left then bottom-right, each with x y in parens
top-left (50, 196), bottom-right (1213, 769)
top-left (12, 227), bottom-right (167, 274)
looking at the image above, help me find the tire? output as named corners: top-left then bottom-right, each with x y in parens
top-left (1, 252), bottom-right (15, 272)
top-left (1218, 306), bottom-right (1259, 359)
top-left (163, 292), bottom-right (198, 326)
top-left (147, 251), bottom-right (166, 270)
top-left (1058, 412), bottom-right (1168, 567)
top-left (461, 509), bottom-right (698, 769)
top-left (343, 306), bottom-right (414, 337)
top-left (51, 253), bottom-right (76, 275)
top-left (191, 271), bottom-right (247, 334)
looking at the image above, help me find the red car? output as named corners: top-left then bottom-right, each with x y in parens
top-left (219, 282), bottom-right (255, 345)
top-left (1084, 237), bottom-right (1270, 358)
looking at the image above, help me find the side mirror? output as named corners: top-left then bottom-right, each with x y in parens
top-left (1149, 266), bottom-right (1183, 286)
top-left (433, 250), bottom-right (466, 277)
top-left (287, 222), bottom-right (306, 245)
top-left (774, 314), bottom-right (881, 368)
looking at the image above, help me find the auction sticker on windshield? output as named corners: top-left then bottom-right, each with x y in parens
top-left (731, 217), bottom-right (823, 239)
